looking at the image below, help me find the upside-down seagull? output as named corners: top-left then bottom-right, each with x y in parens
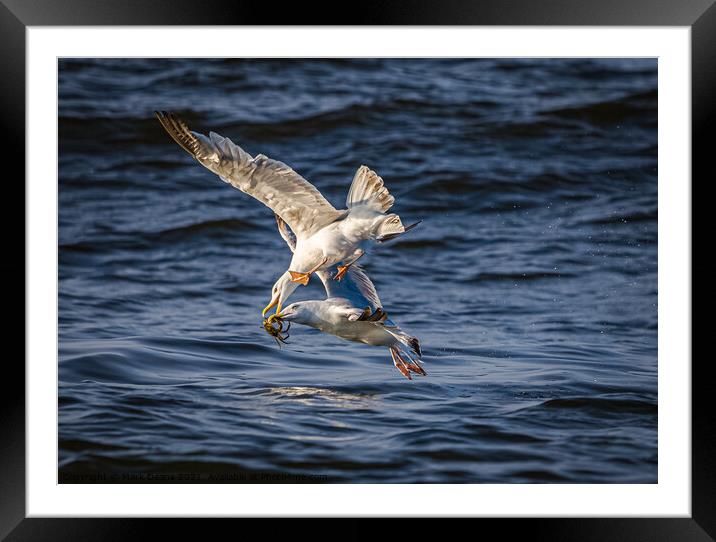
top-left (270, 215), bottom-right (426, 380)
top-left (155, 111), bottom-right (420, 317)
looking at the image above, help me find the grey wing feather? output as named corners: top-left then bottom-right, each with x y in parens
top-left (346, 165), bottom-right (395, 212)
top-left (322, 266), bottom-right (382, 312)
top-left (275, 214), bottom-right (297, 253)
top-left (156, 111), bottom-right (345, 238)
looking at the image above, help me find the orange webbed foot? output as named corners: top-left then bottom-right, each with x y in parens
top-left (289, 271), bottom-right (310, 286)
top-left (334, 265), bottom-right (349, 281)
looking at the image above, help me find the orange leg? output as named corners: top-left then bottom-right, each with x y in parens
top-left (394, 348), bottom-right (427, 376)
top-left (335, 251), bottom-right (365, 281)
top-left (288, 271), bottom-right (310, 286)
top-left (289, 256), bottom-right (328, 285)
top-left (390, 348), bottom-right (412, 380)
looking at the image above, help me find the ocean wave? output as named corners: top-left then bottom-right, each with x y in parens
top-left (59, 94), bottom-right (503, 140)
top-left (150, 218), bottom-right (264, 239)
top-left (581, 209), bottom-right (657, 226)
top-left (541, 90), bottom-right (657, 126)
top-left (464, 271), bottom-right (576, 283)
top-left (537, 396), bottom-right (657, 415)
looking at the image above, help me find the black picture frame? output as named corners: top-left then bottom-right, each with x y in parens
top-left (2, 0), bottom-right (703, 538)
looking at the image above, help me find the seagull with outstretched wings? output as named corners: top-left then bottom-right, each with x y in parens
top-left (155, 111), bottom-right (421, 317)
top-left (269, 215), bottom-right (426, 380)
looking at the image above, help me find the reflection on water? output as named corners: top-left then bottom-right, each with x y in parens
top-left (265, 387), bottom-right (377, 408)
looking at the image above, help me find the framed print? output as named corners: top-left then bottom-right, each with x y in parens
top-left (3, 0), bottom-right (704, 538)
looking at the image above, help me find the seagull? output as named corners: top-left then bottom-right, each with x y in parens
top-left (155, 111), bottom-right (420, 317)
top-left (269, 215), bottom-right (426, 380)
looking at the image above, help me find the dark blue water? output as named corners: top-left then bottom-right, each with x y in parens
top-left (58, 58), bottom-right (657, 483)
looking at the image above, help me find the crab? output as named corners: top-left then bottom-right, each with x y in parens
top-left (262, 313), bottom-right (291, 346)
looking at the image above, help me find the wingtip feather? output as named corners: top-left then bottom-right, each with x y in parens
top-left (155, 110), bottom-right (201, 157)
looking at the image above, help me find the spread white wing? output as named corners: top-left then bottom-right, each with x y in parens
top-left (321, 266), bottom-right (382, 313)
top-left (156, 111), bottom-right (345, 238)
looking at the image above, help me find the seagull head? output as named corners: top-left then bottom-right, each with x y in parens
top-left (274, 302), bottom-right (313, 325)
top-left (262, 271), bottom-right (300, 316)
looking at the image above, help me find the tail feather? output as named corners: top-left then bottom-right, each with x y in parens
top-left (346, 165), bottom-right (395, 212)
top-left (375, 218), bottom-right (422, 243)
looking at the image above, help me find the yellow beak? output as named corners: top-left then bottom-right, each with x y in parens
top-left (266, 310), bottom-right (288, 325)
top-left (262, 296), bottom-right (281, 317)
